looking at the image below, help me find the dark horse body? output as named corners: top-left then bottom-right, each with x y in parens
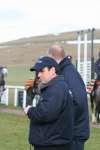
top-left (90, 81), bottom-right (100, 123)
top-left (0, 67), bottom-right (8, 101)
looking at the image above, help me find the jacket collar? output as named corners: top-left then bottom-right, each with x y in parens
top-left (40, 75), bottom-right (64, 91)
top-left (59, 57), bottom-right (71, 70)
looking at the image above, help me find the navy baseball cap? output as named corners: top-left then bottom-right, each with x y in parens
top-left (30, 56), bottom-right (59, 74)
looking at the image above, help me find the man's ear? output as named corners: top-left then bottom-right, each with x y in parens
top-left (50, 67), bottom-right (56, 74)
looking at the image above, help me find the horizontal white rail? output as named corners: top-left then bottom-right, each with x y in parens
top-left (7, 85), bottom-right (25, 89)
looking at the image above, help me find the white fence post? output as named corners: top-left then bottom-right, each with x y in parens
top-left (83, 32), bottom-right (88, 85)
top-left (79, 61), bottom-right (91, 84)
top-left (23, 90), bottom-right (27, 108)
top-left (5, 88), bottom-right (9, 105)
top-left (77, 32), bottom-right (81, 72)
top-left (14, 88), bottom-right (18, 107)
top-left (0, 87), bottom-right (9, 105)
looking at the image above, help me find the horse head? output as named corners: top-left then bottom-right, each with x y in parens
top-left (0, 67), bottom-right (8, 85)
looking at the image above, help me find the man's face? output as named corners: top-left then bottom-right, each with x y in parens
top-left (37, 67), bottom-right (56, 84)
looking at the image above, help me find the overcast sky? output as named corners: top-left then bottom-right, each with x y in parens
top-left (0, 0), bottom-right (100, 43)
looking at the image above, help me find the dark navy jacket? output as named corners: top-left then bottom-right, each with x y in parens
top-left (27, 76), bottom-right (73, 146)
top-left (95, 59), bottom-right (100, 78)
top-left (59, 58), bottom-right (90, 141)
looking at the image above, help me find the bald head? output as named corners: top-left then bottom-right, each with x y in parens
top-left (48, 44), bottom-right (65, 63)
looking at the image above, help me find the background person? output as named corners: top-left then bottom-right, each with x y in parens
top-left (92, 51), bottom-right (100, 95)
top-left (48, 44), bottom-right (90, 150)
top-left (94, 51), bottom-right (100, 80)
top-left (24, 56), bottom-right (74, 150)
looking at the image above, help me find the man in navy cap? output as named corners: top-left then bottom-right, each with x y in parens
top-left (24, 56), bottom-right (74, 150)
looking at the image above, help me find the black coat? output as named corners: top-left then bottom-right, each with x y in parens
top-left (59, 58), bottom-right (90, 141)
top-left (27, 76), bottom-right (73, 146)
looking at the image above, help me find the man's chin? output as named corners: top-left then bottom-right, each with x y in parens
top-left (41, 80), bottom-right (48, 84)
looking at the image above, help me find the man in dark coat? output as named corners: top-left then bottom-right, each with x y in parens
top-left (24, 56), bottom-right (74, 150)
top-left (48, 45), bottom-right (90, 150)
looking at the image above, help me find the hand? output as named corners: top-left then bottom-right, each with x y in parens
top-left (24, 105), bottom-right (32, 114)
top-left (25, 79), bottom-right (34, 90)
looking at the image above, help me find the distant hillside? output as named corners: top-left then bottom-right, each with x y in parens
top-left (0, 29), bottom-right (100, 66)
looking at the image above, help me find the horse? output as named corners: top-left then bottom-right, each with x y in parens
top-left (25, 78), bottom-right (41, 106)
top-left (0, 67), bottom-right (8, 101)
top-left (89, 80), bottom-right (100, 123)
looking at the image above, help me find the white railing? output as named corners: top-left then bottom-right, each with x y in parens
top-left (78, 61), bottom-right (91, 84)
top-left (0, 85), bottom-right (27, 108)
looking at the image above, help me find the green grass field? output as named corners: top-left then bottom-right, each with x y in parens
top-left (0, 112), bottom-right (29, 150)
top-left (85, 127), bottom-right (100, 150)
top-left (0, 110), bottom-right (100, 150)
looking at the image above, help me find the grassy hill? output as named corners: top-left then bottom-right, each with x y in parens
top-left (0, 29), bottom-right (100, 85)
top-left (0, 29), bottom-right (100, 66)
